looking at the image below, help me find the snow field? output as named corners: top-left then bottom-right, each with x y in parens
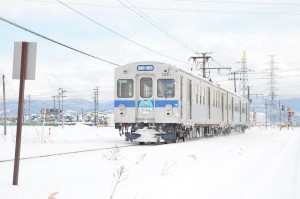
top-left (0, 125), bottom-right (299, 199)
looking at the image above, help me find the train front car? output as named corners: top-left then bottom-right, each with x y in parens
top-left (114, 62), bottom-right (180, 144)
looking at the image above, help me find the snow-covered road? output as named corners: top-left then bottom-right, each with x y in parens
top-left (0, 125), bottom-right (299, 199)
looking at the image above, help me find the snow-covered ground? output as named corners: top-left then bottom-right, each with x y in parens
top-left (1, 124), bottom-right (300, 199)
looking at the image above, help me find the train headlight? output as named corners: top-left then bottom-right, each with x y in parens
top-left (165, 104), bottom-right (173, 116)
top-left (119, 104), bottom-right (126, 116)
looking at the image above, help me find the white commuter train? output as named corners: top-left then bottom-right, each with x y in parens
top-left (114, 61), bottom-right (249, 144)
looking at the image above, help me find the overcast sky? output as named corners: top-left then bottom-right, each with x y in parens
top-left (0, 0), bottom-right (299, 102)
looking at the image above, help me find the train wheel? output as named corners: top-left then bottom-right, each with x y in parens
top-left (213, 129), bottom-right (217, 136)
top-left (226, 128), bottom-right (231, 135)
top-left (173, 134), bottom-right (178, 143)
top-left (241, 126), bottom-right (246, 133)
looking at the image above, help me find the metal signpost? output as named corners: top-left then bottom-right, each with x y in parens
top-left (12, 41), bottom-right (37, 185)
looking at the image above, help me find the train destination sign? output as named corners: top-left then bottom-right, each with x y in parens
top-left (137, 65), bottom-right (154, 71)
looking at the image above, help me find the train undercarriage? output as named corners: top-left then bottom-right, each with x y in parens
top-left (116, 122), bottom-right (247, 144)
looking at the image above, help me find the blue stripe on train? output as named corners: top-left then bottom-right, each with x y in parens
top-left (114, 100), bottom-right (179, 108)
top-left (114, 100), bottom-right (136, 107)
top-left (155, 100), bottom-right (179, 107)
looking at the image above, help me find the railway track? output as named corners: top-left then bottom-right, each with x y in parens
top-left (0, 144), bottom-right (137, 163)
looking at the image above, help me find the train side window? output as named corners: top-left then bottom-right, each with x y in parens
top-left (117, 79), bottom-right (134, 98)
top-left (203, 87), bottom-right (205, 105)
top-left (225, 94), bottom-right (227, 110)
top-left (213, 91), bottom-right (216, 107)
top-left (242, 103), bottom-right (246, 113)
top-left (140, 77), bottom-right (153, 98)
top-left (218, 92), bottom-right (220, 108)
top-left (195, 84), bottom-right (198, 104)
top-left (234, 100), bottom-right (236, 112)
top-left (157, 79), bottom-right (175, 98)
top-left (200, 86), bottom-right (202, 104)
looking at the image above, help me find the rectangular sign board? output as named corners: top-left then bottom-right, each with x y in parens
top-left (137, 65), bottom-right (154, 71)
top-left (12, 42), bottom-right (37, 80)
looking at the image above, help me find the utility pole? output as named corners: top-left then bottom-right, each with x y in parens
top-left (93, 86), bottom-right (99, 127)
top-left (57, 92), bottom-right (61, 124)
top-left (190, 52), bottom-right (231, 79)
top-left (239, 51), bottom-right (249, 98)
top-left (2, 74), bottom-right (7, 135)
top-left (81, 107), bottom-right (84, 123)
top-left (268, 55), bottom-right (277, 127)
top-left (190, 52), bottom-right (212, 78)
top-left (247, 86), bottom-right (250, 128)
top-left (265, 98), bottom-right (268, 129)
top-left (234, 72), bottom-right (237, 93)
top-left (52, 95), bottom-right (57, 109)
top-left (279, 100), bottom-right (281, 130)
top-left (228, 72), bottom-right (241, 93)
top-left (247, 86), bottom-right (250, 101)
top-left (59, 88), bottom-right (66, 128)
top-left (248, 93), bottom-right (263, 126)
top-left (229, 52), bottom-right (254, 98)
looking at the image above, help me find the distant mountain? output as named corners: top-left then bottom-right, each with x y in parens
top-left (0, 98), bottom-right (113, 116)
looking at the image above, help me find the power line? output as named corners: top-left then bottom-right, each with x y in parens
top-left (28, 90), bottom-right (58, 97)
top-left (172, 0), bottom-right (300, 6)
top-left (116, 0), bottom-right (197, 54)
top-left (254, 74), bottom-right (300, 79)
top-left (217, 73), bottom-right (300, 82)
top-left (0, 17), bottom-right (120, 66)
top-left (56, 0), bottom-right (191, 65)
top-left (25, 0), bottom-right (300, 16)
top-left (251, 85), bottom-right (300, 89)
top-left (233, 66), bottom-right (300, 75)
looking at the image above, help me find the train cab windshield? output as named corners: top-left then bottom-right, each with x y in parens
top-left (157, 79), bottom-right (175, 98)
top-left (117, 79), bottom-right (133, 98)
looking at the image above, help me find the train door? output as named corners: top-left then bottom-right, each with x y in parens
top-left (240, 100), bottom-right (242, 122)
top-left (115, 78), bottom-right (135, 123)
top-left (208, 87), bottom-right (211, 119)
top-left (186, 79), bottom-right (192, 120)
top-left (231, 97), bottom-right (234, 122)
top-left (226, 92), bottom-right (229, 124)
top-left (137, 75), bottom-right (155, 123)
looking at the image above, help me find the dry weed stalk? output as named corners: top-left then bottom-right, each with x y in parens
top-left (110, 165), bottom-right (128, 199)
top-left (102, 145), bottom-right (122, 160)
top-left (161, 155), bottom-right (196, 176)
top-left (136, 153), bottom-right (147, 164)
top-left (48, 192), bottom-right (59, 199)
